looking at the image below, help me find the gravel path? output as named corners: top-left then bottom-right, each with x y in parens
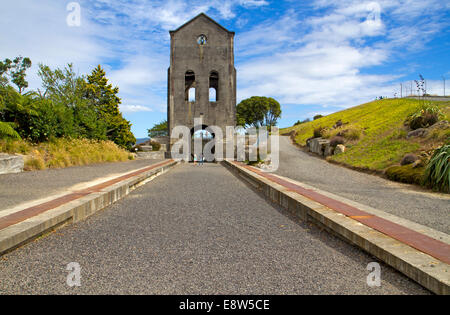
top-left (275, 136), bottom-right (450, 234)
top-left (0, 164), bottom-right (427, 294)
top-left (0, 159), bottom-right (163, 211)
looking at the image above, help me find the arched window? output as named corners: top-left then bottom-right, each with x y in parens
top-left (185, 70), bottom-right (195, 102)
top-left (209, 71), bottom-right (219, 102)
top-left (189, 88), bottom-right (196, 102)
top-left (209, 88), bottom-right (216, 102)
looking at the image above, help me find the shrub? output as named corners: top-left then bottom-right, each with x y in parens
top-left (406, 103), bottom-right (443, 130)
top-left (150, 141), bottom-right (161, 151)
top-left (345, 128), bottom-right (362, 140)
top-left (25, 154), bottom-right (46, 171)
top-left (5, 138), bottom-right (132, 171)
top-left (313, 115), bottom-right (324, 120)
top-left (323, 125), bottom-right (362, 141)
top-left (0, 138), bottom-right (31, 154)
top-left (385, 164), bottom-right (424, 185)
top-left (0, 121), bottom-right (20, 139)
top-left (423, 144), bottom-right (450, 193)
top-left (400, 153), bottom-right (419, 166)
top-left (313, 127), bottom-right (326, 138)
top-left (330, 136), bottom-right (345, 147)
top-left (294, 118), bottom-right (310, 126)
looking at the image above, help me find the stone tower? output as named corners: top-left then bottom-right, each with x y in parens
top-left (167, 13), bottom-right (236, 148)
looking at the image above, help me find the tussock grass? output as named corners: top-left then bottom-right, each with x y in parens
top-left (423, 144), bottom-right (450, 193)
top-left (1, 138), bottom-right (134, 171)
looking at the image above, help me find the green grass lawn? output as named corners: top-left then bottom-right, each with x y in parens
top-left (281, 98), bottom-right (450, 171)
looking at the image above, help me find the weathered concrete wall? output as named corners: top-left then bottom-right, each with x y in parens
top-left (0, 154), bottom-right (24, 175)
top-left (307, 138), bottom-right (331, 157)
top-left (167, 13), bottom-right (236, 148)
top-left (136, 151), bottom-right (165, 160)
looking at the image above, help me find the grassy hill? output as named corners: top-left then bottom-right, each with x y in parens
top-left (281, 98), bottom-right (449, 173)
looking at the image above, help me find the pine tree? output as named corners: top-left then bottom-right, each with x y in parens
top-left (85, 65), bottom-right (135, 149)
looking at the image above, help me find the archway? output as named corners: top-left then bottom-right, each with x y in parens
top-left (190, 125), bottom-right (216, 162)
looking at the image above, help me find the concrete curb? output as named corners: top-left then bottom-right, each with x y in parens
top-left (0, 160), bottom-right (178, 256)
top-left (223, 160), bottom-right (450, 295)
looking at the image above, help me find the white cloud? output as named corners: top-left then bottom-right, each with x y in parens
top-left (240, 0), bottom-right (269, 7)
top-left (1, 0), bottom-right (447, 133)
top-left (235, 0), bottom-right (447, 111)
top-left (120, 105), bottom-right (153, 113)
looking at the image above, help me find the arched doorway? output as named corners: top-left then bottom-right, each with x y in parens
top-left (190, 125), bottom-right (215, 162)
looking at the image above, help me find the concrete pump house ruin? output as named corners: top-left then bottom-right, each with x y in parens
top-left (167, 13), bottom-right (237, 152)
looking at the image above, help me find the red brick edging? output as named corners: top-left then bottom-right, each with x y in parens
top-left (235, 161), bottom-right (450, 265)
top-left (0, 160), bottom-right (174, 231)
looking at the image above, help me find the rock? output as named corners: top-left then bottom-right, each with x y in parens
top-left (334, 144), bottom-right (346, 155)
top-left (308, 138), bottom-right (330, 156)
top-left (407, 128), bottom-right (428, 138)
top-left (333, 120), bottom-right (343, 129)
top-left (400, 153), bottom-right (419, 166)
top-left (411, 159), bottom-right (423, 168)
top-left (324, 144), bottom-right (334, 157)
top-left (0, 154), bottom-right (24, 175)
top-left (428, 120), bottom-right (450, 132)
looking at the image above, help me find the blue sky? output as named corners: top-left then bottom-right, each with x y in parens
top-left (1, 0), bottom-right (449, 138)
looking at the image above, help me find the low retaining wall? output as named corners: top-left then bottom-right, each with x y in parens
top-left (136, 151), bottom-right (165, 159)
top-left (0, 154), bottom-right (24, 175)
top-left (0, 160), bottom-right (178, 256)
top-left (223, 160), bottom-right (450, 295)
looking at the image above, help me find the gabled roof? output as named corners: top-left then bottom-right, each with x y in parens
top-left (169, 13), bottom-right (235, 35)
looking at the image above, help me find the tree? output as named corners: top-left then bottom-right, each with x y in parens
top-left (11, 57), bottom-right (32, 94)
top-left (0, 59), bottom-right (12, 87)
top-left (236, 96), bottom-right (281, 129)
top-left (294, 118), bottom-right (311, 126)
top-left (313, 115), bottom-right (324, 120)
top-left (0, 122), bottom-right (20, 139)
top-left (85, 65), bottom-right (136, 149)
top-left (38, 63), bottom-right (106, 140)
top-left (0, 57), bottom-right (32, 93)
top-left (148, 120), bottom-right (168, 138)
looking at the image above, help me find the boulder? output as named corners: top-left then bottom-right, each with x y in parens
top-left (333, 120), bottom-right (343, 129)
top-left (334, 144), bottom-right (346, 155)
top-left (0, 154), bottom-right (24, 175)
top-left (400, 153), bottom-right (419, 166)
top-left (407, 128), bottom-right (428, 138)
